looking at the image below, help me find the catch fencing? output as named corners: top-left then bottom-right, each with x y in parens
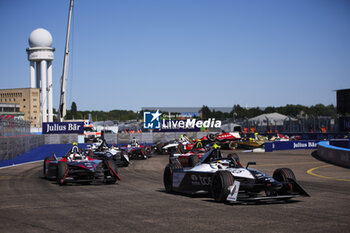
top-left (236, 116), bottom-right (339, 134)
top-left (0, 117), bottom-right (31, 137)
top-left (0, 118), bottom-right (39, 161)
top-left (0, 135), bottom-right (44, 161)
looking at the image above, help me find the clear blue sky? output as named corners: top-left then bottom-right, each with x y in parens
top-left (0, 0), bottom-right (349, 111)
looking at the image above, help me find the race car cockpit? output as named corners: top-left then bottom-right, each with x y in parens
top-left (130, 137), bottom-right (139, 147)
top-left (96, 139), bottom-right (110, 151)
top-left (66, 142), bottom-right (86, 161)
top-left (197, 144), bottom-right (242, 168)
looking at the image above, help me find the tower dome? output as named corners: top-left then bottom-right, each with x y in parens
top-left (28, 28), bottom-right (53, 48)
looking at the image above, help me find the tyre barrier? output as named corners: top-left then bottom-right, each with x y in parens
top-left (317, 140), bottom-right (350, 168)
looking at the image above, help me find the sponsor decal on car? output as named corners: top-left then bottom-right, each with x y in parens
top-left (190, 174), bottom-right (212, 186)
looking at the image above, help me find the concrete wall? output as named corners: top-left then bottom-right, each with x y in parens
top-left (317, 141), bottom-right (350, 168)
top-left (44, 134), bottom-right (78, 144)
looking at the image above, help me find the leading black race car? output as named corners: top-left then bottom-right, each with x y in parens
top-left (43, 144), bottom-right (120, 185)
top-left (163, 145), bottom-right (309, 203)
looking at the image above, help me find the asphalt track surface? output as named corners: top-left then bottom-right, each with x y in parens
top-left (1, 150), bottom-right (350, 233)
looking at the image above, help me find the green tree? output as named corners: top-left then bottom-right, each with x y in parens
top-left (200, 105), bottom-right (211, 119)
top-left (71, 102), bottom-right (77, 119)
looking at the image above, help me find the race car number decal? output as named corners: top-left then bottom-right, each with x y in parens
top-left (227, 180), bottom-right (240, 202)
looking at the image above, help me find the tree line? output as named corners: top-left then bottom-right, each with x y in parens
top-left (61, 102), bottom-right (337, 122)
top-left (201, 104), bottom-right (337, 120)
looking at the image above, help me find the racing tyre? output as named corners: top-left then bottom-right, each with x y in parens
top-left (157, 144), bottom-right (164, 154)
top-left (211, 170), bottom-right (235, 203)
top-left (228, 141), bottom-right (238, 150)
top-left (105, 159), bottom-right (119, 184)
top-left (43, 157), bottom-right (50, 178)
top-left (273, 168), bottom-right (296, 194)
top-left (207, 133), bottom-right (216, 142)
top-left (141, 147), bottom-right (150, 159)
top-left (57, 161), bottom-right (68, 185)
top-left (145, 146), bottom-right (152, 158)
top-left (163, 164), bottom-right (176, 193)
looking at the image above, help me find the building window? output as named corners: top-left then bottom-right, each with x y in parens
top-left (23, 99), bottom-right (26, 101)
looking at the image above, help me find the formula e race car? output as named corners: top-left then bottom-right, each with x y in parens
top-left (172, 148), bottom-right (206, 167)
top-left (87, 139), bottom-right (130, 167)
top-left (200, 131), bottom-right (241, 150)
top-left (120, 139), bottom-right (151, 160)
top-left (163, 146), bottom-right (309, 203)
top-left (237, 133), bottom-right (268, 149)
top-left (43, 144), bottom-right (120, 185)
top-left (162, 134), bottom-right (193, 155)
top-left (171, 140), bottom-right (208, 167)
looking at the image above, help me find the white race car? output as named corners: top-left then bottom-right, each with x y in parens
top-left (163, 147), bottom-right (309, 203)
top-left (162, 135), bottom-right (192, 154)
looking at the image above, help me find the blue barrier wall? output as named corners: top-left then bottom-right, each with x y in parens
top-left (329, 139), bottom-right (350, 149)
top-left (0, 143), bottom-right (89, 168)
top-left (0, 143), bottom-right (154, 168)
top-left (265, 140), bottom-right (319, 152)
top-left (317, 141), bottom-right (350, 168)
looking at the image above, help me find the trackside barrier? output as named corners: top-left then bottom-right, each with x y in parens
top-left (0, 143), bottom-right (88, 168)
top-left (115, 132), bottom-right (208, 144)
top-left (0, 134), bottom-right (79, 162)
top-left (317, 140), bottom-right (350, 168)
top-left (329, 139), bottom-right (350, 149)
top-left (0, 135), bottom-right (44, 161)
top-left (265, 140), bottom-right (319, 152)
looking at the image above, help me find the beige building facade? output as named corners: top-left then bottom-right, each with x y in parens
top-left (0, 88), bottom-right (40, 127)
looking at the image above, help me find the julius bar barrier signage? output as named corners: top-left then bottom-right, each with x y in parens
top-left (42, 122), bottom-right (84, 134)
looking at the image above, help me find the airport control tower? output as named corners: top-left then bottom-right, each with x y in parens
top-left (26, 28), bottom-right (55, 123)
